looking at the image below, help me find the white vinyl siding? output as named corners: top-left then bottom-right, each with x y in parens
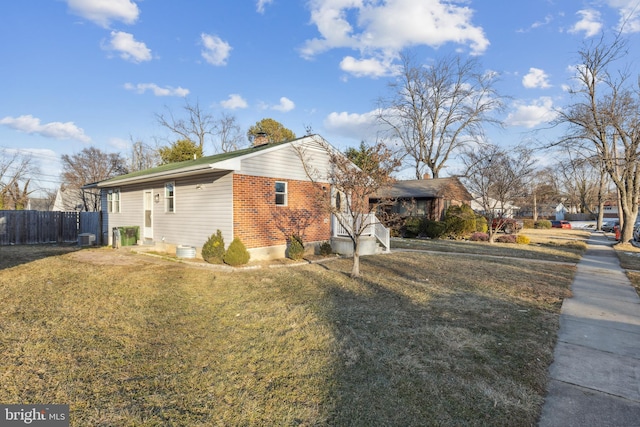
top-left (241, 141), bottom-right (332, 181)
top-left (105, 172), bottom-right (234, 249)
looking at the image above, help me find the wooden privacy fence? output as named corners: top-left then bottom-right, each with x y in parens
top-left (0, 210), bottom-right (101, 245)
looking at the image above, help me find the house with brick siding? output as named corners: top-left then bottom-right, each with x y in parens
top-left (370, 177), bottom-right (473, 221)
top-left (88, 134), bottom-right (372, 260)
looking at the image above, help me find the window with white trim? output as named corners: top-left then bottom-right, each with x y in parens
top-left (107, 188), bottom-right (120, 213)
top-left (165, 182), bottom-right (175, 213)
top-left (275, 181), bottom-right (287, 206)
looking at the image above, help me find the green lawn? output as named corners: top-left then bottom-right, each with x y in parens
top-left (0, 243), bottom-right (578, 426)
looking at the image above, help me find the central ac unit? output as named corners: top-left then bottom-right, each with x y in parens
top-left (78, 233), bottom-right (96, 246)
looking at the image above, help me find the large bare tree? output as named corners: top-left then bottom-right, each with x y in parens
top-left (378, 53), bottom-right (505, 179)
top-left (556, 35), bottom-right (640, 241)
top-left (61, 147), bottom-right (128, 212)
top-left (128, 137), bottom-right (160, 172)
top-left (215, 113), bottom-right (245, 152)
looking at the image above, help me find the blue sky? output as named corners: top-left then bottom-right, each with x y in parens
top-left (2, 0), bottom-right (640, 191)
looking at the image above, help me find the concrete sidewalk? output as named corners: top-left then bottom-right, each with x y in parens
top-left (539, 232), bottom-right (640, 427)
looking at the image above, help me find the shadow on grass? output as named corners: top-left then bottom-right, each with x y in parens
top-left (0, 244), bottom-right (81, 270)
top-left (311, 255), bottom-right (563, 427)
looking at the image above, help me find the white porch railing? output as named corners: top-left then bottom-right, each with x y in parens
top-left (331, 213), bottom-right (390, 252)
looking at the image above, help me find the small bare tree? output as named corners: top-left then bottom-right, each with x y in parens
top-left (296, 140), bottom-right (400, 278)
top-left (461, 144), bottom-right (535, 243)
top-left (0, 150), bottom-right (36, 209)
top-left (378, 53), bottom-right (505, 179)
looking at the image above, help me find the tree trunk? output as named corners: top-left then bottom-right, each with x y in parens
top-left (351, 239), bottom-right (361, 278)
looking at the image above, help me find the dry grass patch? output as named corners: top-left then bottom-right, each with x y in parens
top-left (0, 246), bottom-right (575, 426)
top-left (392, 227), bottom-right (589, 264)
top-left (613, 242), bottom-right (640, 297)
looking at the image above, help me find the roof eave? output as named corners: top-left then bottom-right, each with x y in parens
top-left (95, 160), bottom-right (240, 188)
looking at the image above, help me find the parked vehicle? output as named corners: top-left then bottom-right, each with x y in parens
top-left (634, 224), bottom-right (640, 242)
top-left (601, 220), bottom-right (619, 233)
top-left (551, 220), bottom-right (572, 229)
top-left (490, 217), bottom-right (523, 234)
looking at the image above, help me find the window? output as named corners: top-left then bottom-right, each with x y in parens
top-left (107, 189), bottom-right (120, 213)
top-left (165, 182), bottom-right (175, 213)
top-left (275, 181), bottom-right (287, 206)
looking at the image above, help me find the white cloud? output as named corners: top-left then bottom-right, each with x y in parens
top-left (0, 115), bottom-right (91, 142)
top-left (607, 0), bottom-right (640, 32)
top-left (522, 68), bottom-right (551, 89)
top-left (505, 97), bottom-right (557, 128)
top-left (220, 94), bottom-right (248, 109)
top-left (124, 83), bottom-right (189, 97)
top-left (66, 0), bottom-right (139, 28)
top-left (324, 110), bottom-right (382, 141)
top-left (256, 0), bottom-right (273, 14)
top-left (201, 33), bottom-right (232, 66)
top-left (105, 31), bottom-right (152, 63)
top-left (301, 0), bottom-right (489, 77)
top-left (340, 56), bottom-right (400, 78)
top-left (271, 97), bottom-right (295, 112)
top-left (569, 9), bottom-right (602, 37)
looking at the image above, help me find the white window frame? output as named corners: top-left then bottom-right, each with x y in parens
top-left (165, 182), bottom-right (175, 213)
top-left (275, 181), bottom-right (287, 206)
top-left (107, 188), bottom-right (120, 213)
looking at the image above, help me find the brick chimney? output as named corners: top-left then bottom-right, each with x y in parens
top-left (253, 132), bottom-right (269, 147)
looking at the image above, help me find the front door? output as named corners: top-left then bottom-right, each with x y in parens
top-left (143, 190), bottom-right (153, 241)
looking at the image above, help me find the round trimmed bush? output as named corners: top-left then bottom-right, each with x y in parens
top-left (444, 204), bottom-right (476, 238)
top-left (223, 238), bottom-right (250, 266)
top-left (287, 234), bottom-right (305, 260)
top-left (202, 230), bottom-right (225, 264)
top-left (318, 241), bottom-right (333, 256)
top-left (516, 234), bottom-right (531, 245)
top-left (469, 232), bottom-right (489, 242)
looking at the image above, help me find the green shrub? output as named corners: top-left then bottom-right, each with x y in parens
top-left (287, 234), bottom-right (305, 260)
top-left (475, 216), bottom-right (488, 233)
top-left (223, 238), bottom-right (250, 266)
top-left (535, 220), bottom-right (552, 229)
top-left (202, 230), bottom-right (225, 264)
top-left (444, 204), bottom-right (477, 238)
top-left (423, 220), bottom-right (447, 239)
top-left (402, 217), bottom-right (422, 238)
top-left (496, 234), bottom-right (517, 244)
top-left (516, 234), bottom-right (531, 245)
top-left (469, 232), bottom-right (489, 242)
top-left (318, 241), bottom-right (333, 256)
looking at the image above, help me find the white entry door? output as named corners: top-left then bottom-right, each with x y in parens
top-left (143, 190), bottom-right (153, 240)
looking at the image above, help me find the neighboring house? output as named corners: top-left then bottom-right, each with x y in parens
top-left (371, 177), bottom-right (472, 221)
top-left (470, 196), bottom-right (520, 218)
top-left (87, 134), bottom-right (387, 260)
top-left (26, 197), bottom-right (54, 211)
top-left (53, 187), bottom-right (89, 211)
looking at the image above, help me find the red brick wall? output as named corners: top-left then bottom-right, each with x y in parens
top-left (233, 174), bottom-right (330, 249)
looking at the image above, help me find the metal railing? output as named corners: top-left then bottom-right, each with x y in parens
top-left (332, 212), bottom-right (390, 252)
